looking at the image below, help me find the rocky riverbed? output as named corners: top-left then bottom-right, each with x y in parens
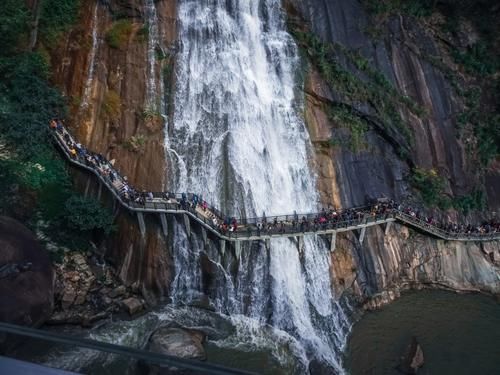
top-left (49, 251), bottom-right (146, 326)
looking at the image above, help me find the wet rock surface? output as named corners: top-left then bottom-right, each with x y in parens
top-left (147, 325), bottom-right (206, 360)
top-left (0, 216), bottom-right (54, 327)
top-left (398, 336), bottom-right (424, 374)
top-left (141, 323), bottom-right (206, 374)
top-left (49, 251), bottom-right (146, 326)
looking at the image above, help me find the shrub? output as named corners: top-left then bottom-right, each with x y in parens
top-left (123, 135), bottom-right (147, 152)
top-left (102, 89), bottom-right (121, 121)
top-left (105, 19), bottom-right (133, 49)
top-left (410, 168), bottom-right (451, 209)
top-left (64, 195), bottom-right (115, 234)
top-left (141, 107), bottom-right (163, 132)
top-left (289, 27), bottom-right (418, 146)
top-left (327, 105), bottom-right (368, 152)
top-left (0, 0), bottom-right (30, 54)
top-left (39, 0), bottom-right (81, 46)
top-left (136, 23), bottom-right (149, 42)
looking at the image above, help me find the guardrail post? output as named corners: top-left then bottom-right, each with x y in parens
top-left (220, 239), bottom-right (226, 256)
top-left (235, 240), bottom-right (241, 260)
top-left (201, 227), bottom-right (207, 245)
top-left (159, 213), bottom-right (168, 238)
top-left (183, 214), bottom-right (191, 238)
top-left (384, 221), bottom-right (392, 236)
top-left (137, 212), bottom-right (146, 236)
top-left (330, 232), bottom-right (336, 252)
top-left (358, 227), bottom-right (366, 245)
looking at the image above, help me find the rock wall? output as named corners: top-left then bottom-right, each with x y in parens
top-left (40, 0), bottom-right (178, 302)
top-left (287, 0), bottom-right (500, 303)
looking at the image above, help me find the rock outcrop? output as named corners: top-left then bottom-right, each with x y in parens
top-left (398, 336), bottom-right (424, 374)
top-left (36, 0), bottom-right (179, 302)
top-left (49, 251), bottom-right (146, 326)
top-left (0, 216), bottom-right (54, 327)
top-left (286, 0), bottom-right (500, 303)
top-left (142, 324), bottom-right (206, 374)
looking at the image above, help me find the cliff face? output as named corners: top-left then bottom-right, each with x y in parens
top-left (42, 0), bottom-right (178, 301)
top-left (34, 0), bottom-right (499, 305)
top-left (288, 0), bottom-right (500, 303)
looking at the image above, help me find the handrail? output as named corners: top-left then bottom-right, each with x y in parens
top-left (50, 125), bottom-right (500, 243)
top-left (0, 322), bottom-right (255, 375)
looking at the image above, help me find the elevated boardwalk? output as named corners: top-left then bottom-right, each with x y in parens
top-left (50, 125), bottom-right (500, 255)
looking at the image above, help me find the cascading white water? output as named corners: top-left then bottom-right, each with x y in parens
top-left (80, 2), bottom-right (99, 109)
top-left (168, 0), bottom-right (352, 372)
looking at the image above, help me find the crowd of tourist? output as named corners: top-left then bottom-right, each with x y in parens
top-left (50, 120), bottom-right (499, 239)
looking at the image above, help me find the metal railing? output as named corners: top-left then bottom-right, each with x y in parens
top-left (0, 322), bottom-right (255, 375)
top-left (51, 126), bottom-right (500, 243)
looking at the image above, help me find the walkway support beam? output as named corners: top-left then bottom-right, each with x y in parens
top-left (330, 232), bottom-right (337, 252)
top-left (385, 221), bottom-right (392, 236)
top-left (220, 239), bottom-right (226, 256)
top-left (202, 227), bottom-right (207, 245)
top-left (159, 213), bottom-right (168, 238)
top-left (97, 180), bottom-right (102, 201)
top-left (235, 241), bottom-right (241, 260)
top-left (137, 212), bottom-right (146, 236)
top-left (359, 227), bottom-right (366, 245)
top-left (183, 214), bottom-right (191, 238)
top-left (298, 236), bottom-right (304, 253)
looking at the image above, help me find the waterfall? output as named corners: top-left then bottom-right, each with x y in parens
top-left (80, 2), bottom-right (99, 109)
top-left (168, 0), bottom-right (351, 372)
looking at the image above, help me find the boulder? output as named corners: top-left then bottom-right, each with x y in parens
top-left (0, 216), bottom-right (54, 327)
top-left (109, 285), bottom-right (126, 298)
top-left (121, 297), bottom-right (143, 315)
top-left (398, 336), bottom-right (424, 374)
top-left (147, 327), bottom-right (206, 360)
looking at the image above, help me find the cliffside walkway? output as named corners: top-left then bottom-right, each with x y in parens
top-left (50, 124), bottom-right (500, 255)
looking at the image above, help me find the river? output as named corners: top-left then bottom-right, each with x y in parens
top-left (347, 290), bottom-right (500, 375)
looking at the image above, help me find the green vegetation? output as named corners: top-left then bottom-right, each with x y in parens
top-left (0, 0), bottom-right (114, 256)
top-left (451, 42), bottom-right (498, 76)
top-left (362, 0), bottom-right (435, 19)
top-left (123, 135), bottom-right (147, 152)
top-left (105, 19), bottom-right (133, 49)
top-left (327, 105), bottom-right (369, 151)
top-left (64, 196), bottom-right (115, 234)
top-left (410, 168), bottom-right (486, 212)
top-left (102, 90), bottom-right (122, 121)
top-left (136, 23), bottom-right (149, 43)
top-left (0, 0), bottom-right (30, 54)
top-left (410, 168), bottom-right (449, 209)
top-left (39, 0), bottom-right (81, 46)
top-left (289, 26), bottom-right (421, 150)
